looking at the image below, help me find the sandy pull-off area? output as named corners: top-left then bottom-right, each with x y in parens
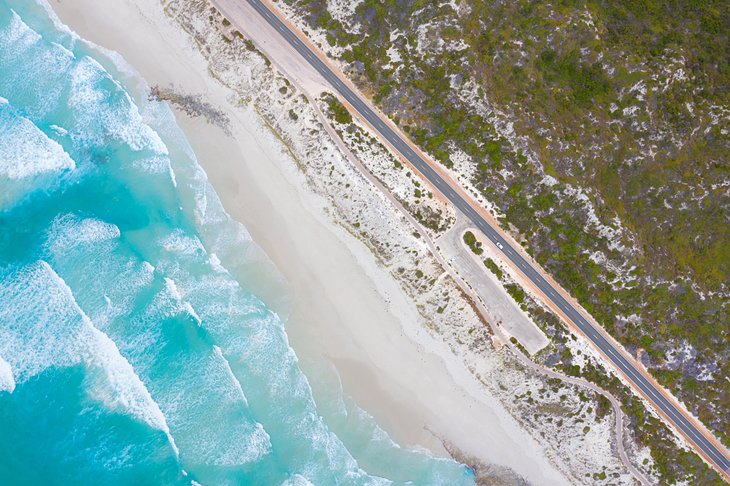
top-left (50, 0), bottom-right (575, 483)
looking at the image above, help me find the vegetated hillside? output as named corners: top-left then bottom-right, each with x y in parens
top-left (275, 0), bottom-right (729, 482)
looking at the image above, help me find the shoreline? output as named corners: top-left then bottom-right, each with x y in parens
top-left (49, 0), bottom-right (572, 483)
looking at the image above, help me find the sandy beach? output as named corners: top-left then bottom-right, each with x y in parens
top-left (50, 0), bottom-right (571, 483)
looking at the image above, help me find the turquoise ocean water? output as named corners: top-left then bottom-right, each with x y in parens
top-left (0, 2), bottom-right (476, 484)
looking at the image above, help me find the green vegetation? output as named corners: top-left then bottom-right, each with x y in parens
top-left (411, 206), bottom-right (449, 233)
top-left (505, 283), bottom-right (526, 304)
top-left (593, 471), bottom-right (606, 481)
top-left (536, 48), bottom-right (611, 107)
top-left (509, 336), bottom-right (529, 356)
top-left (534, 296), bottom-right (726, 485)
top-left (483, 257), bottom-right (503, 279)
top-left (242, 38), bottom-right (256, 51)
top-left (463, 230), bottom-right (483, 255)
top-left (323, 93), bottom-right (352, 124)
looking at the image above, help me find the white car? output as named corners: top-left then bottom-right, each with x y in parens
top-left (496, 242), bottom-right (504, 250)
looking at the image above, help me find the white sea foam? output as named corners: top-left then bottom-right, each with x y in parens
top-left (0, 104), bottom-right (75, 180)
top-left (0, 262), bottom-right (88, 378)
top-left (149, 345), bottom-right (272, 468)
top-left (47, 214), bottom-right (120, 253)
top-left (143, 253), bottom-right (280, 468)
top-left (280, 475), bottom-right (316, 486)
top-left (210, 422), bottom-right (271, 466)
top-left (0, 10), bottom-right (41, 66)
top-left (49, 124), bottom-right (68, 136)
top-left (208, 253), bottom-right (227, 274)
top-left (212, 345), bottom-right (247, 406)
top-left (132, 154), bottom-right (177, 185)
top-left (84, 322), bottom-right (178, 455)
top-left (44, 214), bottom-right (160, 331)
top-left (160, 229), bottom-right (205, 256)
top-left (163, 277), bottom-right (201, 324)
top-left (179, 270), bottom-right (366, 477)
top-left (0, 261), bottom-right (178, 455)
top-left (0, 11), bottom-right (75, 119)
top-left (36, 0), bottom-right (76, 39)
top-left (68, 56), bottom-right (168, 155)
top-left (0, 354), bottom-right (15, 393)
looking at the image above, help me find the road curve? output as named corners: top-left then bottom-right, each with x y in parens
top-left (231, 0), bottom-right (730, 476)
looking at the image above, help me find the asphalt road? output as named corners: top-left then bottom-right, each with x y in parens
top-left (244, 0), bottom-right (730, 474)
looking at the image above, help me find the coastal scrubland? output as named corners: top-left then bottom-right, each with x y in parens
top-left (272, 0), bottom-right (729, 483)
